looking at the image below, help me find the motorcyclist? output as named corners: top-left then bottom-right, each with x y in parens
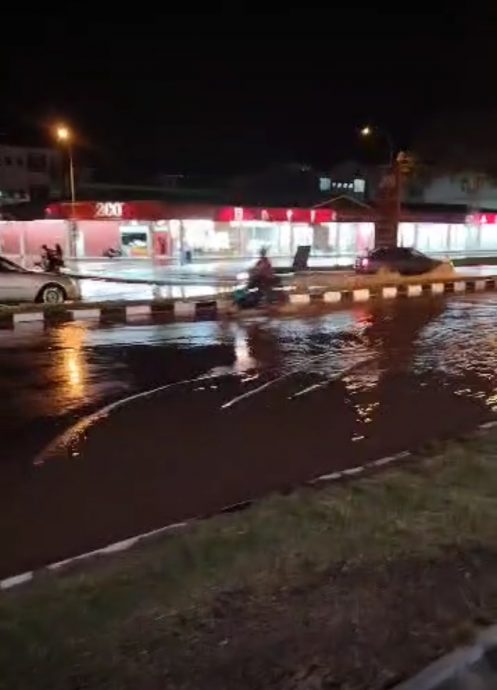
top-left (247, 247), bottom-right (277, 300)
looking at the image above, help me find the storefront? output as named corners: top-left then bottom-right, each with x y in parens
top-left (398, 214), bottom-right (497, 254)
top-left (1, 201), bottom-right (497, 264)
top-left (42, 201), bottom-right (352, 259)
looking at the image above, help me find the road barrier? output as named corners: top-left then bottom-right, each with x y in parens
top-left (0, 274), bottom-right (496, 330)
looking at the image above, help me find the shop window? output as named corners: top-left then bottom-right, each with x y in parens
top-left (319, 177), bottom-right (331, 192)
top-left (356, 223), bottom-right (374, 252)
top-left (480, 225), bottom-right (497, 251)
top-left (449, 224), bottom-right (467, 251)
top-left (327, 222), bottom-right (338, 251)
top-left (120, 225), bottom-right (149, 257)
top-left (245, 224), bottom-right (277, 255)
top-left (293, 224), bottom-right (313, 247)
top-left (398, 223), bottom-right (415, 247)
top-left (416, 223), bottom-right (449, 252)
top-left (337, 223), bottom-right (358, 253)
top-left (279, 223), bottom-right (291, 254)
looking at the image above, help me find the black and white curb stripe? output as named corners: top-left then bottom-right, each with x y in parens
top-left (1, 299), bottom-right (233, 330)
top-left (287, 277), bottom-right (494, 307)
top-left (0, 450), bottom-right (410, 591)
top-left (0, 277), bottom-right (496, 330)
top-left (4, 419), bottom-right (497, 592)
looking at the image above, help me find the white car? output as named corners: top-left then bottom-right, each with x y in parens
top-left (0, 257), bottom-right (81, 304)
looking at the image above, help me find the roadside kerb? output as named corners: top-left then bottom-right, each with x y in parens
top-left (0, 272), bottom-right (495, 330)
top-left (394, 624), bottom-right (497, 690)
top-left (0, 446), bottom-right (419, 590)
top-left (2, 417), bottom-right (497, 594)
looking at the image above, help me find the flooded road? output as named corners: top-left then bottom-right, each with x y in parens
top-left (2, 294), bottom-right (497, 577)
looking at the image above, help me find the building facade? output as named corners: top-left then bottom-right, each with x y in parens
top-left (0, 144), bottom-right (62, 207)
top-left (404, 171), bottom-right (497, 210)
top-left (0, 199), bottom-right (494, 265)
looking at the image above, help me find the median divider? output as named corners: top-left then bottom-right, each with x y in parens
top-left (0, 272), bottom-right (495, 331)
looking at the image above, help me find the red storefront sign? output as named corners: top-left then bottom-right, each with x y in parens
top-left (466, 213), bottom-right (497, 225)
top-left (215, 206), bottom-right (336, 223)
top-left (46, 201), bottom-right (337, 224)
top-left (45, 201), bottom-right (169, 221)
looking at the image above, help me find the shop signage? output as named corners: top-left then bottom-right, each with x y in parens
top-left (95, 202), bottom-right (124, 218)
top-left (46, 202), bottom-right (338, 224)
top-left (466, 213), bottom-right (497, 225)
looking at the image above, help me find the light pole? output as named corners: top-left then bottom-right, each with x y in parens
top-left (360, 125), bottom-right (395, 168)
top-left (360, 125), bottom-right (400, 248)
top-left (55, 125), bottom-right (77, 257)
top-left (55, 125), bottom-right (76, 213)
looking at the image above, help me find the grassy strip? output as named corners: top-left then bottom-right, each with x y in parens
top-left (3, 433), bottom-right (497, 688)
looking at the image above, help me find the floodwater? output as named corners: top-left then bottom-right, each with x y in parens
top-left (2, 294), bottom-right (497, 576)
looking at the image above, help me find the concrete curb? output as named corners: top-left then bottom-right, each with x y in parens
top-left (0, 276), bottom-right (496, 330)
top-left (0, 448), bottom-right (412, 591)
top-left (2, 418), bottom-right (497, 592)
top-left (394, 625), bottom-right (497, 690)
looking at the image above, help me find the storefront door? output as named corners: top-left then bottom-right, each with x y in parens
top-left (119, 225), bottom-right (150, 257)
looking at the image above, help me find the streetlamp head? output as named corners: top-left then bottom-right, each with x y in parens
top-left (360, 125), bottom-right (372, 137)
top-left (56, 125), bottom-right (70, 142)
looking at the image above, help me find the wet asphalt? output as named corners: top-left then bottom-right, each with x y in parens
top-left (2, 294), bottom-right (497, 577)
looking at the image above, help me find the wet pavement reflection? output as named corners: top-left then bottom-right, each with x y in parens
top-left (3, 294), bottom-right (497, 576)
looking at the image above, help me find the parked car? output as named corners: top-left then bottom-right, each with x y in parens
top-left (0, 257), bottom-right (81, 304)
top-left (355, 247), bottom-right (452, 276)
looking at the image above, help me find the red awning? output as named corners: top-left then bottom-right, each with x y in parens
top-left (45, 201), bottom-right (338, 223)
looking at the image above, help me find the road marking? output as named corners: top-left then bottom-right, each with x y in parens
top-left (310, 471), bottom-right (343, 483)
top-left (13, 312), bottom-right (44, 323)
top-left (221, 379), bottom-right (276, 409)
top-left (126, 305), bottom-right (152, 318)
top-left (222, 353), bottom-right (377, 411)
top-left (290, 293), bottom-right (311, 305)
top-left (382, 286), bottom-right (397, 299)
top-left (290, 382), bottom-right (325, 399)
top-left (372, 455), bottom-right (396, 467)
top-left (174, 302), bottom-right (196, 318)
top-left (407, 284), bottom-right (422, 297)
top-left (71, 308), bottom-right (101, 320)
top-left (323, 291), bottom-right (342, 303)
top-left (353, 289), bottom-right (370, 302)
top-left (0, 572), bottom-right (33, 590)
top-left (341, 466), bottom-right (365, 476)
top-left (33, 373), bottom-right (219, 466)
top-left (479, 420), bottom-right (497, 430)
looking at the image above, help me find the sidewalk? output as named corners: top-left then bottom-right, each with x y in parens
top-left (65, 255), bottom-right (354, 283)
top-left (62, 252), bottom-right (497, 284)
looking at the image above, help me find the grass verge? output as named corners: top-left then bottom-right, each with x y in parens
top-left (4, 432), bottom-right (497, 689)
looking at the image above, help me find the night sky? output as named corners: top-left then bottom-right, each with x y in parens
top-left (1, 6), bottom-right (496, 176)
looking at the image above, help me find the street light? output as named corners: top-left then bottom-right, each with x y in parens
top-left (55, 124), bottom-right (76, 212)
top-left (360, 125), bottom-right (394, 167)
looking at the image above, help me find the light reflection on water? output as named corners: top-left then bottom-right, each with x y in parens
top-left (52, 295), bottom-right (497, 425)
top-left (7, 295), bottom-right (497, 576)
top-left (58, 326), bottom-right (86, 400)
top-left (5, 294), bottom-right (497, 460)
